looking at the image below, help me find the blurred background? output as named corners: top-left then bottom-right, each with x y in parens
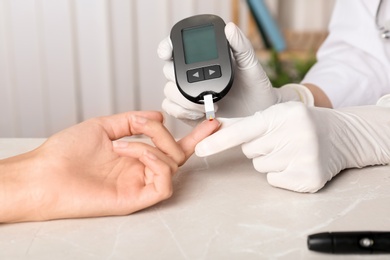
top-left (0, 0), bottom-right (335, 138)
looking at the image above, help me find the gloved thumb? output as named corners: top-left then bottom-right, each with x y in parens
top-left (267, 170), bottom-right (325, 193)
top-left (224, 22), bottom-right (258, 69)
top-left (157, 36), bottom-right (173, 61)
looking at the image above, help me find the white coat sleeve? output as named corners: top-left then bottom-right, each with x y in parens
top-left (301, 0), bottom-right (390, 108)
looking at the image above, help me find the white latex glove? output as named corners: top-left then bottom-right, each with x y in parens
top-left (157, 22), bottom-right (314, 123)
top-left (195, 96), bottom-right (390, 193)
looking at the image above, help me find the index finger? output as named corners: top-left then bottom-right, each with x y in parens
top-left (176, 119), bottom-right (221, 165)
top-left (195, 113), bottom-right (266, 157)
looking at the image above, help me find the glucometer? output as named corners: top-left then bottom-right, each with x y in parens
top-left (170, 14), bottom-right (234, 120)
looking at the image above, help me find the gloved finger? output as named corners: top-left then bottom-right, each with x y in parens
top-left (241, 134), bottom-right (275, 159)
top-left (164, 81), bottom-right (207, 113)
top-left (241, 121), bottom-right (300, 158)
top-left (162, 99), bottom-right (204, 120)
top-left (250, 152), bottom-right (288, 173)
top-left (267, 169), bottom-right (326, 193)
top-left (195, 112), bottom-right (266, 157)
top-left (163, 61), bottom-right (176, 82)
top-left (217, 117), bottom-right (245, 128)
top-left (157, 36), bottom-right (173, 61)
top-left (224, 22), bottom-right (258, 69)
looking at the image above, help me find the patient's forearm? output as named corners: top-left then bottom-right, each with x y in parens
top-left (0, 152), bottom-right (42, 223)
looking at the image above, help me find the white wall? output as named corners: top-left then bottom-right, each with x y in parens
top-left (0, 0), bottom-right (333, 138)
top-left (278, 0), bottom-right (335, 31)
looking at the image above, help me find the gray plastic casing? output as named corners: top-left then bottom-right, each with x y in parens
top-left (170, 14), bottom-right (234, 104)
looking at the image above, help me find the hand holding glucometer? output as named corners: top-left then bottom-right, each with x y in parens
top-left (160, 15), bottom-right (311, 122)
top-left (170, 14), bottom-right (234, 120)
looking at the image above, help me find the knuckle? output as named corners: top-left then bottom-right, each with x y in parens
top-left (159, 185), bottom-right (173, 200)
top-left (163, 187), bottom-right (174, 199)
top-left (176, 151), bottom-right (186, 166)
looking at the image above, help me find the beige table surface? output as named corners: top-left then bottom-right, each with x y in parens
top-left (0, 138), bottom-right (390, 259)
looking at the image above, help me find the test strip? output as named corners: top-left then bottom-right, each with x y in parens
top-left (203, 94), bottom-right (215, 120)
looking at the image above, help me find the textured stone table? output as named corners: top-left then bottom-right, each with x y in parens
top-left (1, 138), bottom-right (389, 259)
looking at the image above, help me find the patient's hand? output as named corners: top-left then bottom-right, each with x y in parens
top-left (0, 111), bottom-right (220, 223)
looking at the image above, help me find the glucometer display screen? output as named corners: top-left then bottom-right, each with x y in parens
top-left (182, 25), bottom-right (218, 64)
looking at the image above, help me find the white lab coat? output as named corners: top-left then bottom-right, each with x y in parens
top-left (302, 0), bottom-right (390, 108)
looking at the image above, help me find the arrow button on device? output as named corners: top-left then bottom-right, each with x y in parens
top-left (187, 68), bottom-right (205, 83)
top-left (204, 65), bottom-right (221, 80)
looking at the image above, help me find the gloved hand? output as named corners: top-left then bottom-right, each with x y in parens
top-left (157, 22), bottom-right (314, 124)
top-left (195, 96), bottom-right (390, 193)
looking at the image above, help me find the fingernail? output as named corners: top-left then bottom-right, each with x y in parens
top-left (112, 141), bottom-right (129, 148)
top-left (200, 118), bottom-right (222, 128)
top-left (144, 150), bottom-right (157, 160)
top-left (132, 115), bottom-right (147, 124)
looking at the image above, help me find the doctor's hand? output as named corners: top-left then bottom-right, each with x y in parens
top-left (0, 111), bottom-right (220, 223)
top-left (157, 22), bottom-right (313, 124)
top-left (195, 101), bottom-right (390, 193)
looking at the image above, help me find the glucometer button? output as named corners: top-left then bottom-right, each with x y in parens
top-left (187, 65), bottom-right (221, 83)
top-left (204, 65), bottom-right (221, 80)
top-left (187, 68), bottom-right (205, 83)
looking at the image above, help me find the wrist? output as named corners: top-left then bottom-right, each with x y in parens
top-left (0, 151), bottom-right (45, 223)
top-left (336, 105), bottom-right (390, 168)
top-left (301, 83), bottom-right (333, 108)
top-left (279, 83), bottom-right (314, 106)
